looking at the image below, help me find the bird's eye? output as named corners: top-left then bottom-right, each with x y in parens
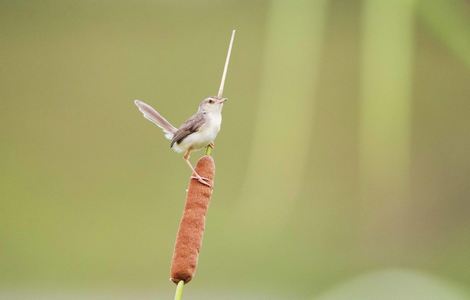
top-left (208, 99), bottom-right (214, 104)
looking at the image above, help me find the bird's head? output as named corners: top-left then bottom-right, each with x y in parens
top-left (198, 96), bottom-right (227, 113)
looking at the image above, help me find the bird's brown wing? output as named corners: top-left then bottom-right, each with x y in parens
top-left (170, 112), bottom-right (206, 148)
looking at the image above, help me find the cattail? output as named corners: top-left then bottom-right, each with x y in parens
top-left (170, 155), bottom-right (215, 284)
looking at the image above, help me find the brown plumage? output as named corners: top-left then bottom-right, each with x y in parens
top-left (170, 112), bottom-right (207, 148)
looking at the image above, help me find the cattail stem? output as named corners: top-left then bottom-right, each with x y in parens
top-left (170, 155), bottom-right (215, 284)
top-left (217, 30), bottom-right (236, 98)
top-left (174, 281), bottom-right (184, 300)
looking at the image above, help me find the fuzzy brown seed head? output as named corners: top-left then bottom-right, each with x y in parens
top-left (170, 155), bottom-right (215, 284)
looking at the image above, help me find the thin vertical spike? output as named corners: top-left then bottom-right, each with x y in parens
top-left (217, 30), bottom-right (236, 98)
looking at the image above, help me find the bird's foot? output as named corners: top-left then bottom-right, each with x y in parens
top-left (191, 174), bottom-right (212, 187)
top-left (208, 142), bottom-right (215, 149)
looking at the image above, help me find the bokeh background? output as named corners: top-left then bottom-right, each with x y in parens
top-left (1, 0), bottom-right (470, 299)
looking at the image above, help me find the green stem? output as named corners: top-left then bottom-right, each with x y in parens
top-left (205, 146), bottom-right (212, 156)
top-left (174, 281), bottom-right (184, 300)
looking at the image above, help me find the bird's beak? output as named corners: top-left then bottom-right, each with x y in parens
top-left (218, 98), bottom-right (228, 104)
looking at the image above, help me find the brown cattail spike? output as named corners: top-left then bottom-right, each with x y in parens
top-left (170, 155), bottom-right (215, 284)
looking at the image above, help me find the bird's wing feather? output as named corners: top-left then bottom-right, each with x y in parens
top-left (170, 112), bottom-right (206, 147)
top-left (134, 100), bottom-right (177, 140)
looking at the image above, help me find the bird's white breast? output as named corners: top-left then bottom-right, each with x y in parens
top-left (172, 112), bottom-right (222, 153)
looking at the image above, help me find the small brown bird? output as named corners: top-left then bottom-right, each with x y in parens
top-left (134, 97), bottom-right (226, 186)
top-left (134, 30), bottom-right (235, 187)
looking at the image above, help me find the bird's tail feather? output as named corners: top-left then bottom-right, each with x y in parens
top-left (134, 100), bottom-right (177, 140)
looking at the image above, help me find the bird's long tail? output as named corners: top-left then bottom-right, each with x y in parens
top-left (134, 100), bottom-right (177, 140)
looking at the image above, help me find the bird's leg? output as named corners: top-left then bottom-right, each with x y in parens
top-left (183, 150), bottom-right (212, 187)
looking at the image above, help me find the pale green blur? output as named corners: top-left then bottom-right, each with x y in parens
top-left (1, 0), bottom-right (469, 299)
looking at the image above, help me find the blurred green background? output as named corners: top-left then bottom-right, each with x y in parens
top-left (1, 0), bottom-right (470, 299)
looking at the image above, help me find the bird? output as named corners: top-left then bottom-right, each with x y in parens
top-left (133, 29), bottom-right (236, 187)
top-left (134, 97), bottom-right (226, 187)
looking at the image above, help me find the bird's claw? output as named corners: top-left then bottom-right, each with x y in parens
top-left (191, 174), bottom-right (212, 187)
top-left (208, 142), bottom-right (215, 149)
